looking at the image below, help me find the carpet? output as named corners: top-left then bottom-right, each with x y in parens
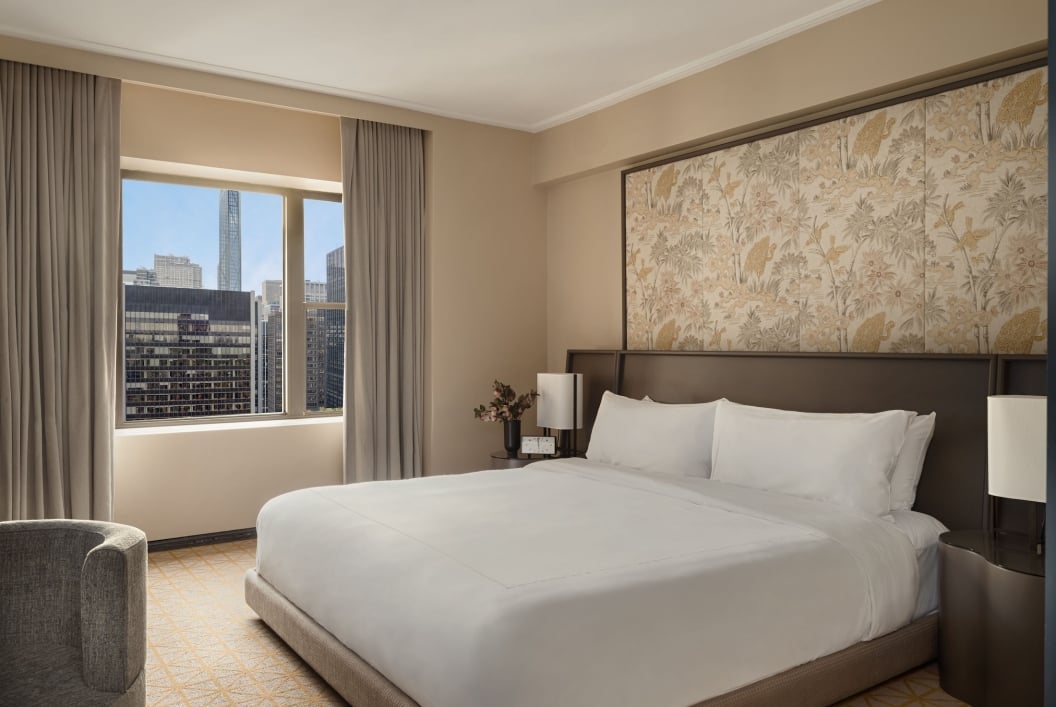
top-left (145, 539), bottom-right (966, 706)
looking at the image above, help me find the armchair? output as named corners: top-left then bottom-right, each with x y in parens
top-left (0, 519), bottom-right (147, 706)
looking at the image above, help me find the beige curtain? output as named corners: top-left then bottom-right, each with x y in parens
top-left (341, 118), bottom-right (424, 482)
top-left (0, 61), bottom-right (121, 520)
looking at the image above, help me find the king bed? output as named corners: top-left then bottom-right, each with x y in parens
top-left (246, 351), bottom-right (1045, 706)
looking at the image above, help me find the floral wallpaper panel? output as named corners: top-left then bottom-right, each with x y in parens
top-left (924, 68), bottom-right (1048, 354)
top-left (799, 99), bottom-right (926, 353)
top-left (625, 157), bottom-right (707, 349)
top-left (624, 66), bottom-right (1047, 355)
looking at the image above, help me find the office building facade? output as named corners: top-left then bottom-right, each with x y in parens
top-left (325, 246), bottom-right (345, 409)
top-left (124, 285), bottom-right (252, 420)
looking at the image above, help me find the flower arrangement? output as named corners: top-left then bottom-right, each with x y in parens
top-left (473, 380), bottom-right (537, 422)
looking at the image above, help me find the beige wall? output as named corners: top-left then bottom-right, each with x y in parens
top-left (114, 420), bottom-right (342, 540)
top-left (121, 83), bottom-right (341, 183)
top-left (545, 170), bottom-right (623, 370)
top-left (0, 36), bottom-right (547, 539)
top-left (540, 0), bottom-right (1046, 367)
top-left (535, 0), bottom-right (1046, 185)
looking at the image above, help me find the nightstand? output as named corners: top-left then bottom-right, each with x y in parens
top-left (938, 530), bottom-right (1044, 706)
top-left (489, 452), bottom-right (544, 469)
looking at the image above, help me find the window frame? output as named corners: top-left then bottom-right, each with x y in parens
top-left (117, 170), bottom-right (345, 428)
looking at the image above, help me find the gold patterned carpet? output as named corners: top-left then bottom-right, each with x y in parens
top-left (146, 539), bottom-right (967, 706)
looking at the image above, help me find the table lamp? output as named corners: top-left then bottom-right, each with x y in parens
top-left (536, 373), bottom-right (583, 457)
top-left (987, 395), bottom-right (1046, 554)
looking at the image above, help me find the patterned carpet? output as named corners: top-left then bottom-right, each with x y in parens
top-left (146, 540), bottom-right (967, 706)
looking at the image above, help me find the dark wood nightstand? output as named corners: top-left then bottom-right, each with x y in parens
top-left (489, 451), bottom-right (544, 469)
top-left (938, 530), bottom-right (1044, 706)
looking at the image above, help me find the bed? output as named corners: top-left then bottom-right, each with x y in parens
top-left (246, 351), bottom-right (1045, 707)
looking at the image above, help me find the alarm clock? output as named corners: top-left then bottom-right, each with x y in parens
top-left (520, 436), bottom-right (556, 455)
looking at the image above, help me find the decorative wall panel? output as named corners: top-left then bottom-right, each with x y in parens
top-left (624, 65), bottom-right (1047, 354)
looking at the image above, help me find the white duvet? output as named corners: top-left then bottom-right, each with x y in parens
top-left (255, 458), bottom-right (919, 707)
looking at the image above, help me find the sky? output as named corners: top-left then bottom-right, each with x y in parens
top-left (122, 179), bottom-right (344, 292)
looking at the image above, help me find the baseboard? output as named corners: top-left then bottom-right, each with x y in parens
top-left (148, 527), bottom-right (257, 552)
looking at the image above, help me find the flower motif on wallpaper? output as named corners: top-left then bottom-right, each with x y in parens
top-left (625, 66), bottom-right (1047, 355)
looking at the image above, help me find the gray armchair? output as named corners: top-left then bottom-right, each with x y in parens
top-left (0, 519), bottom-right (147, 706)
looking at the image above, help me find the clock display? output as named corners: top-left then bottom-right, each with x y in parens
top-left (521, 436), bottom-right (556, 455)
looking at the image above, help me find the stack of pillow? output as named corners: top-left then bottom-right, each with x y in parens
top-left (584, 391), bottom-right (936, 517)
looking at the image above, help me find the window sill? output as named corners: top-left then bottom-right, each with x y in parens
top-left (114, 416), bottom-right (342, 437)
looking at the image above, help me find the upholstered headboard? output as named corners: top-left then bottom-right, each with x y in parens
top-left (566, 350), bottom-right (1045, 532)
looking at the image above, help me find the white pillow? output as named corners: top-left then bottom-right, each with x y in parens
top-left (710, 400), bottom-right (911, 516)
top-left (888, 413), bottom-right (936, 511)
top-left (586, 391), bottom-right (720, 477)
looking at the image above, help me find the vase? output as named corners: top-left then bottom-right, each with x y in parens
top-left (503, 420), bottom-right (521, 458)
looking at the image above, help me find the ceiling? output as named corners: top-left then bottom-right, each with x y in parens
top-left (0, 0), bottom-right (879, 132)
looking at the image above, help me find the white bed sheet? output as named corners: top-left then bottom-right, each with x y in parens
top-left (884, 509), bottom-right (948, 619)
top-left (255, 458), bottom-right (919, 707)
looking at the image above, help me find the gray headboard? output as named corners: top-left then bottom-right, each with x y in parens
top-left (566, 350), bottom-right (1045, 532)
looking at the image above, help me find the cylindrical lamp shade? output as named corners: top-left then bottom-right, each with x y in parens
top-left (987, 395), bottom-right (1046, 503)
top-left (536, 373), bottom-right (583, 430)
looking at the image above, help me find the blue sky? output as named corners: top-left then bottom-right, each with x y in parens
top-left (123, 179), bottom-right (343, 291)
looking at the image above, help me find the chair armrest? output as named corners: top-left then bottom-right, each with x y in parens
top-left (80, 524), bottom-right (147, 693)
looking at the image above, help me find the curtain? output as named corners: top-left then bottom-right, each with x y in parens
top-left (341, 118), bottom-right (425, 482)
top-left (0, 61), bottom-right (121, 520)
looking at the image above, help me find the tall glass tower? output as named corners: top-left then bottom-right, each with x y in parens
top-left (218, 189), bottom-right (241, 291)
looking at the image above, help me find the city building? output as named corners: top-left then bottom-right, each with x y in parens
top-left (154, 254), bottom-right (202, 289)
top-left (261, 279), bottom-right (282, 309)
top-left (256, 279), bottom-right (331, 412)
top-left (260, 279), bottom-right (324, 308)
top-left (122, 267), bottom-right (158, 286)
top-left (124, 284), bottom-right (252, 420)
top-left (325, 246), bottom-right (345, 409)
top-left (250, 293), bottom-right (265, 414)
top-left (218, 189), bottom-right (241, 291)
top-left (264, 309), bottom-right (283, 413)
top-left (305, 310), bottom-right (328, 410)
top-left (306, 280), bottom-right (326, 303)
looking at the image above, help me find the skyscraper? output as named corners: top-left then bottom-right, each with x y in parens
top-left (325, 246), bottom-right (345, 409)
top-left (218, 189), bottom-right (241, 291)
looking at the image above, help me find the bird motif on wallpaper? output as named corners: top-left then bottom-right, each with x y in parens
top-left (655, 319), bottom-right (681, 350)
top-left (743, 237), bottom-right (777, 280)
top-left (993, 307), bottom-right (1047, 354)
top-left (653, 165), bottom-right (681, 204)
top-left (852, 313), bottom-right (895, 352)
top-left (996, 72), bottom-right (1046, 132)
top-left (852, 110), bottom-right (895, 161)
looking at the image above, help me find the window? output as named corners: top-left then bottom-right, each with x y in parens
top-left (304, 198), bottom-right (345, 413)
top-left (120, 174), bottom-right (345, 424)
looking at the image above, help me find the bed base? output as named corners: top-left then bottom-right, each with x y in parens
top-left (245, 568), bottom-right (937, 707)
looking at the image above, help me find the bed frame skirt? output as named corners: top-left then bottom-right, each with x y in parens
top-left (245, 568), bottom-right (938, 707)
